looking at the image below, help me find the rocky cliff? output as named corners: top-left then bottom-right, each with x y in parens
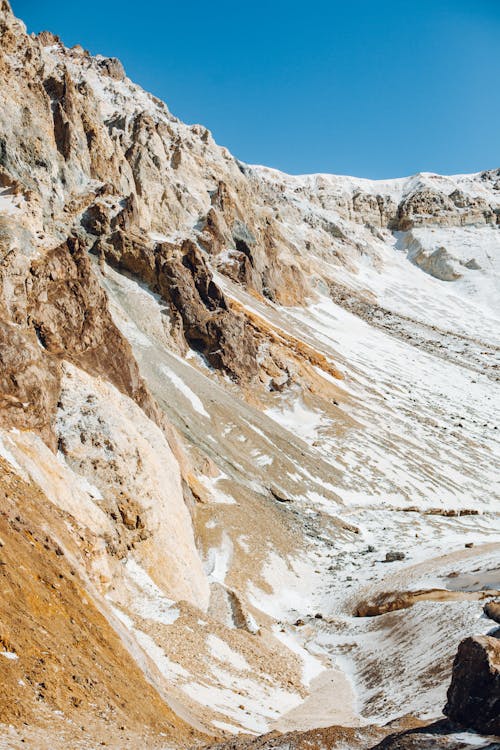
top-left (0, 2), bottom-right (499, 748)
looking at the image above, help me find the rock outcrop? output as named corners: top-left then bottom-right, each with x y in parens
top-left (444, 636), bottom-right (500, 734)
top-left (355, 589), bottom-right (499, 617)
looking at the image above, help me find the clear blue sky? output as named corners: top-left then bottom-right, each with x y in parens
top-left (13, 0), bottom-right (500, 178)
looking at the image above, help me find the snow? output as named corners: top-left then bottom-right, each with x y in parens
top-left (56, 452), bottom-right (103, 500)
top-left (286, 294), bottom-right (500, 512)
top-left (160, 365), bottom-right (210, 418)
top-left (247, 551), bottom-right (327, 621)
top-left (0, 652), bottom-right (18, 661)
top-left (149, 231), bottom-right (186, 244)
top-left (0, 434), bottom-right (25, 474)
top-left (205, 533), bottom-right (233, 584)
top-left (109, 603), bottom-right (188, 684)
top-left (211, 720), bottom-right (244, 733)
top-left (13, 34), bottom-right (499, 741)
top-left (124, 558), bottom-right (180, 625)
top-left (132, 628), bottom-right (189, 680)
top-left (329, 226), bottom-right (500, 347)
top-left (183, 672), bottom-right (303, 735)
top-left (0, 428), bottom-right (112, 538)
top-left (198, 473), bottom-right (237, 505)
top-left (447, 732), bottom-right (497, 746)
top-left (272, 628), bottom-right (324, 686)
top-left (251, 450), bottom-right (274, 467)
top-left (207, 635), bottom-right (250, 671)
top-left (0, 190), bottom-right (23, 216)
top-left (253, 165), bottom-right (500, 209)
top-left (265, 397), bottom-right (328, 444)
top-left (117, 319), bottom-right (153, 348)
top-left (314, 599), bottom-right (495, 723)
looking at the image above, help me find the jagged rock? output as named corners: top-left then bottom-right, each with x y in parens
top-left (444, 636), bottom-right (500, 734)
top-left (269, 485), bottom-right (291, 502)
top-left (36, 30), bottom-right (62, 47)
top-left (397, 190), bottom-right (458, 230)
top-left (156, 240), bottom-right (259, 381)
top-left (410, 246), bottom-right (464, 281)
top-left (96, 56), bottom-right (126, 80)
top-left (396, 186), bottom-right (496, 230)
top-left (352, 190), bottom-right (398, 227)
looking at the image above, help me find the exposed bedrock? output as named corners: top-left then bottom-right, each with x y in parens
top-left (396, 188), bottom-right (498, 230)
top-left (100, 230), bottom-right (260, 382)
top-left (0, 456), bottom-right (205, 747)
top-left (27, 237), bottom-right (149, 403)
top-left (0, 231), bottom-right (161, 448)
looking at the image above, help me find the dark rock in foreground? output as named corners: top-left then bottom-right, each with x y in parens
top-left (444, 636), bottom-right (500, 735)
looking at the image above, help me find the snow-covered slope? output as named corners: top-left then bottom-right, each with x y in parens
top-left (0, 3), bottom-right (498, 748)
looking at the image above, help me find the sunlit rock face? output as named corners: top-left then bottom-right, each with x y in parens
top-left (0, 1), bottom-right (499, 748)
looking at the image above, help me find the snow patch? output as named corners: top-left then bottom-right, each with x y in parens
top-left (160, 365), bottom-right (210, 418)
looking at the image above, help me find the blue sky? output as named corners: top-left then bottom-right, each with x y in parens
top-left (14, 0), bottom-right (500, 178)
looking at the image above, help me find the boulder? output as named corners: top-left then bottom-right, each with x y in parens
top-left (385, 551), bottom-right (406, 562)
top-left (444, 635), bottom-right (500, 734)
top-left (484, 600), bottom-right (500, 625)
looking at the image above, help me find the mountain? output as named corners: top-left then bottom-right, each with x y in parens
top-left (0, 2), bottom-right (499, 748)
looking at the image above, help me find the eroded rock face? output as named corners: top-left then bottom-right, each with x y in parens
top-left (157, 240), bottom-right (259, 380)
top-left (56, 362), bottom-right (210, 607)
top-left (101, 231), bottom-right (260, 381)
top-left (396, 187), bottom-right (497, 230)
top-left (27, 236), bottom-right (153, 411)
top-left (444, 636), bottom-right (500, 734)
top-left (352, 190), bottom-right (398, 228)
top-left (355, 589), bottom-right (498, 617)
top-left (2, 0), bottom-right (498, 398)
top-left (0, 229), bottom-right (160, 448)
top-left (0, 320), bottom-right (60, 449)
